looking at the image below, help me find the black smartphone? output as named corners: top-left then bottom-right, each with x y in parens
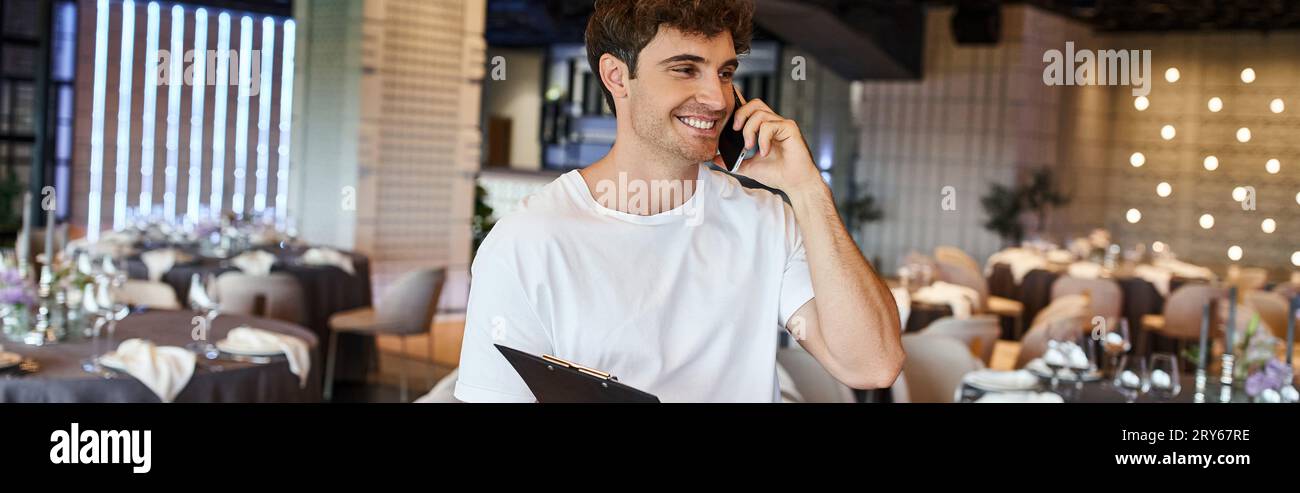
top-left (718, 85), bottom-right (749, 170)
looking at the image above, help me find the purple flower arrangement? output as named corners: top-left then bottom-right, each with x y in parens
top-left (0, 269), bottom-right (36, 307)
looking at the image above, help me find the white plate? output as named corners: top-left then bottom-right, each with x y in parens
top-left (975, 391), bottom-right (1064, 404)
top-left (0, 351), bottom-right (21, 370)
top-left (216, 339), bottom-right (283, 357)
top-left (964, 370), bottom-right (1040, 392)
top-left (1026, 358), bottom-right (1101, 382)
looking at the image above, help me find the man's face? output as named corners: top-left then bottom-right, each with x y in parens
top-left (624, 27), bottom-right (739, 165)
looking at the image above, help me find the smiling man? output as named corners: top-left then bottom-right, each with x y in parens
top-left (454, 0), bottom-right (903, 403)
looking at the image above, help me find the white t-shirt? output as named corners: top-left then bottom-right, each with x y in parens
top-left (454, 163), bottom-right (815, 403)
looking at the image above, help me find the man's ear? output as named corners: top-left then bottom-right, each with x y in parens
top-left (599, 53), bottom-right (630, 101)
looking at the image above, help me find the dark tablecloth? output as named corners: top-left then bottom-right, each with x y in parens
top-left (124, 246), bottom-right (374, 382)
top-left (960, 375), bottom-right (1249, 403)
top-left (0, 310), bottom-right (320, 402)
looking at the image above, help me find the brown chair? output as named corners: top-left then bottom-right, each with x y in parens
top-left (212, 272), bottom-right (306, 324)
top-left (1050, 276), bottom-right (1122, 326)
top-left (934, 253), bottom-right (1025, 338)
top-left (1141, 285), bottom-right (1226, 356)
top-left (934, 246), bottom-right (981, 276)
top-left (921, 315), bottom-right (1000, 366)
top-left (1016, 294), bottom-right (1091, 368)
top-left (1243, 290), bottom-right (1290, 340)
top-left (1229, 267), bottom-right (1269, 291)
top-left (324, 268), bottom-right (446, 402)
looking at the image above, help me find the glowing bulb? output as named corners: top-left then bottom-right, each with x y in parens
top-left (1156, 182), bottom-right (1171, 197)
top-left (1207, 97), bottom-right (1222, 112)
top-left (1126, 208), bottom-right (1142, 223)
top-left (1134, 96), bottom-right (1150, 111)
top-left (1293, 251), bottom-right (1300, 267)
top-left (1165, 67), bottom-right (1180, 83)
top-left (1266, 159), bottom-right (1280, 174)
top-left (1227, 245), bottom-right (1242, 261)
top-left (1240, 68), bottom-right (1255, 83)
top-left (1236, 127), bottom-right (1251, 143)
top-left (1199, 214), bottom-right (1215, 229)
top-left (1130, 152), bottom-right (1146, 167)
top-left (1161, 125), bottom-right (1176, 140)
top-left (1261, 218), bottom-right (1276, 234)
top-left (1203, 156), bottom-right (1219, 171)
top-left (1152, 241), bottom-right (1166, 253)
top-left (1232, 187), bottom-right (1247, 201)
top-left (1270, 98), bottom-right (1284, 113)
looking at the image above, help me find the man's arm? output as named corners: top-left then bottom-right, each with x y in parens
top-left (730, 98), bottom-right (904, 389)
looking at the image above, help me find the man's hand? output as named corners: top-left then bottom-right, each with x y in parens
top-left (723, 98), bottom-right (824, 195)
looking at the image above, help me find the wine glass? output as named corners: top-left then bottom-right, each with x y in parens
top-left (1113, 355), bottom-right (1146, 403)
top-left (1146, 353), bottom-right (1181, 400)
top-left (1102, 318), bottom-right (1132, 379)
top-left (186, 274), bottom-right (221, 359)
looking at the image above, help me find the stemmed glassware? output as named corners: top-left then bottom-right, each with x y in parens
top-left (1113, 355), bottom-right (1146, 403)
top-left (187, 274), bottom-right (221, 359)
top-left (1146, 353), bottom-right (1181, 400)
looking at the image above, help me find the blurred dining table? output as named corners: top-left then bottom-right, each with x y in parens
top-left (123, 245), bottom-right (375, 383)
top-left (958, 374), bottom-right (1249, 403)
top-left (0, 310), bottom-right (320, 402)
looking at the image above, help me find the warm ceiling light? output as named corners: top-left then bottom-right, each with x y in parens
top-left (1165, 67), bottom-right (1180, 83)
top-left (1270, 98), bottom-right (1284, 113)
top-left (1200, 214), bottom-right (1215, 229)
top-left (1266, 159), bottom-right (1281, 174)
top-left (1293, 251), bottom-right (1300, 267)
top-left (1134, 96), bottom-right (1150, 111)
top-left (1152, 241), bottom-right (1166, 253)
top-left (1203, 156), bottom-right (1219, 171)
top-left (1161, 125), bottom-right (1176, 140)
top-left (1130, 152), bottom-right (1146, 167)
top-left (1227, 245), bottom-right (1242, 261)
top-left (1261, 218), bottom-right (1276, 234)
top-left (1240, 68), bottom-right (1256, 83)
top-left (1236, 127), bottom-right (1251, 142)
top-left (1208, 97), bottom-right (1223, 112)
top-left (1232, 186), bottom-right (1248, 201)
top-left (1126, 208), bottom-right (1142, 223)
top-left (1156, 182), bottom-right (1172, 197)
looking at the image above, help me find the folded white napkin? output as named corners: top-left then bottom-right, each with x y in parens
top-left (963, 369), bottom-right (1038, 391)
top-left (984, 248), bottom-right (1047, 284)
top-left (99, 338), bottom-right (196, 403)
top-left (1045, 249), bottom-right (1074, 264)
top-left (140, 248), bottom-right (179, 282)
top-left (975, 391), bottom-right (1064, 403)
top-left (1133, 264), bottom-right (1173, 296)
top-left (1154, 258), bottom-right (1216, 281)
top-left (301, 247), bottom-right (355, 275)
top-left (891, 286), bottom-right (911, 331)
top-left (1067, 261), bottom-right (1103, 279)
top-left (913, 281), bottom-right (980, 319)
top-left (223, 326), bottom-right (311, 388)
top-left (231, 250), bottom-right (277, 276)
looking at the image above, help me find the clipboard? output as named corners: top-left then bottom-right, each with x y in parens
top-left (495, 344), bottom-right (659, 403)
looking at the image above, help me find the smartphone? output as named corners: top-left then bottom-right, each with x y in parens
top-left (718, 85), bottom-right (752, 171)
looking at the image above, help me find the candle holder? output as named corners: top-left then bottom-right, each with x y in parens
top-left (1218, 352), bottom-right (1235, 403)
top-left (23, 263), bottom-right (66, 346)
top-left (1193, 369), bottom-right (1207, 403)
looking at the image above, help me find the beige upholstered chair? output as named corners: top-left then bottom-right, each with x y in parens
top-left (1016, 295), bottom-right (1091, 368)
top-left (414, 369), bottom-right (461, 403)
top-left (113, 280), bottom-right (182, 310)
top-left (935, 246), bottom-right (981, 276)
top-left (213, 272), bottom-right (306, 324)
top-left (1229, 267), bottom-right (1269, 291)
top-left (1050, 276), bottom-right (1122, 325)
top-left (896, 333), bottom-right (983, 403)
top-left (325, 268), bottom-right (446, 402)
top-left (1242, 290), bottom-right (1290, 340)
top-left (921, 315), bottom-right (1000, 366)
top-left (776, 346), bottom-right (856, 403)
top-left (1141, 285), bottom-right (1226, 356)
top-left (934, 248), bottom-right (1024, 337)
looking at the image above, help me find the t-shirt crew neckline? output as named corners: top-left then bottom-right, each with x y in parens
top-left (562, 163), bottom-right (710, 225)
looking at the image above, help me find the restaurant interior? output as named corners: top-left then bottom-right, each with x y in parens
top-left (0, 0), bottom-right (1297, 404)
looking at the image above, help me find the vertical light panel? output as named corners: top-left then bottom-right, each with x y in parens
top-left (112, 0), bottom-right (136, 230)
top-left (210, 12), bottom-right (231, 217)
top-left (138, 2), bottom-right (161, 217)
top-left (253, 17), bottom-right (276, 214)
top-left (275, 19), bottom-right (296, 228)
top-left (232, 16), bottom-right (253, 215)
top-left (163, 5), bottom-right (185, 221)
top-left (87, 0), bottom-right (110, 242)
top-left (186, 8), bottom-right (208, 221)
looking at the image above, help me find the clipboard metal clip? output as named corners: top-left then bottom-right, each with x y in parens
top-left (541, 354), bottom-right (619, 382)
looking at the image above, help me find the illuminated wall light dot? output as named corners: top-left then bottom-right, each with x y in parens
top-left (1232, 186), bottom-right (1247, 202)
top-left (1152, 241), bottom-right (1166, 253)
top-left (1207, 97), bottom-right (1222, 112)
top-left (1261, 218), bottom-right (1276, 234)
top-left (1134, 96), bottom-right (1149, 111)
top-left (1156, 182), bottom-right (1172, 197)
top-left (1265, 159), bottom-right (1280, 174)
top-left (1126, 208), bottom-right (1142, 223)
top-left (1270, 98), bottom-right (1285, 113)
top-left (1293, 251), bottom-right (1300, 267)
top-left (1160, 125), bottom-right (1176, 140)
top-left (1199, 213), bottom-right (1215, 229)
top-left (1296, 191), bottom-right (1300, 206)
top-left (1236, 127), bottom-right (1251, 143)
top-left (1227, 245), bottom-right (1242, 261)
top-left (1164, 67), bottom-right (1180, 83)
top-left (1203, 156), bottom-right (1219, 171)
top-left (1129, 152), bottom-right (1145, 167)
top-left (1240, 68), bottom-right (1256, 83)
